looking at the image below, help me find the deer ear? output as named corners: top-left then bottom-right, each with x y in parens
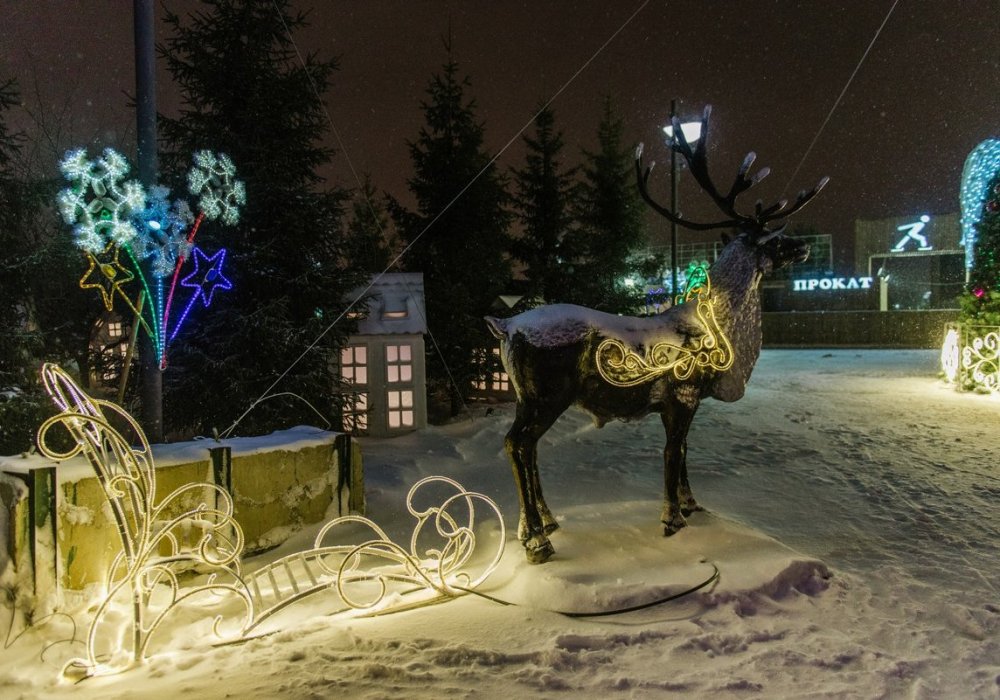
top-left (720, 232), bottom-right (732, 245)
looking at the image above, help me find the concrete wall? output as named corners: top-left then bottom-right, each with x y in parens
top-left (762, 309), bottom-right (959, 348)
top-left (1, 429), bottom-right (364, 600)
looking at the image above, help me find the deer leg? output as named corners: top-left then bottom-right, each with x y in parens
top-left (504, 401), bottom-right (566, 564)
top-left (660, 400), bottom-right (698, 536)
top-left (678, 438), bottom-right (704, 516)
top-left (530, 444), bottom-right (559, 535)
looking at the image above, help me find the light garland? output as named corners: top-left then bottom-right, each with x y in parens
top-left (57, 148), bottom-right (245, 368)
top-left (597, 276), bottom-right (734, 387)
top-left (959, 139), bottom-right (1000, 270)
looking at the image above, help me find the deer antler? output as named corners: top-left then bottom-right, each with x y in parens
top-left (636, 105), bottom-right (829, 234)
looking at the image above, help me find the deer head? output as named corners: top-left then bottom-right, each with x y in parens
top-left (636, 105), bottom-right (829, 275)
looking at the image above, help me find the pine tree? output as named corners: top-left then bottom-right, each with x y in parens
top-left (510, 104), bottom-right (578, 304)
top-left (391, 55), bottom-right (512, 418)
top-left (959, 172), bottom-right (1000, 326)
top-left (158, 0), bottom-right (363, 437)
top-left (573, 97), bottom-right (649, 312)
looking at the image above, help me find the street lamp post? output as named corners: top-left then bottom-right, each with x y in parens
top-left (662, 99), bottom-right (702, 302)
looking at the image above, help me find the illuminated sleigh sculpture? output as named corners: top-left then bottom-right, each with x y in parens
top-left (36, 364), bottom-right (503, 678)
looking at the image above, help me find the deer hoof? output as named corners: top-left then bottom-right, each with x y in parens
top-left (680, 502), bottom-right (705, 517)
top-left (662, 513), bottom-right (688, 536)
top-left (525, 538), bottom-right (555, 564)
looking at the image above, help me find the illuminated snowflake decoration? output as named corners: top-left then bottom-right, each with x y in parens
top-left (57, 148), bottom-right (147, 253)
top-left (188, 150), bottom-right (246, 225)
top-left (132, 185), bottom-right (196, 278)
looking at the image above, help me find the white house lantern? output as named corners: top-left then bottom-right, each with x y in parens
top-left (340, 273), bottom-right (428, 437)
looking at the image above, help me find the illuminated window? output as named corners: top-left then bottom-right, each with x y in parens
top-left (343, 392), bottom-right (369, 433)
top-left (340, 345), bottom-right (369, 433)
top-left (472, 347), bottom-right (509, 392)
top-left (387, 390), bottom-right (414, 429)
top-left (385, 343), bottom-right (413, 384)
top-left (490, 347), bottom-right (509, 392)
top-left (341, 345), bottom-right (368, 385)
top-left (108, 321), bottom-right (123, 337)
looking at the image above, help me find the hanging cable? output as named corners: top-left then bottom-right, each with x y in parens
top-left (781, 0), bottom-right (900, 197)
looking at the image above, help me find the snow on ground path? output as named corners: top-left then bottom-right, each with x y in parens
top-left (2, 350), bottom-right (998, 698)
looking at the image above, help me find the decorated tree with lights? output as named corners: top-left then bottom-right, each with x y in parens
top-left (510, 104), bottom-right (579, 304)
top-left (573, 96), bottom-right (651, 312)
top-left (391, 53), bottom-right (512, 418)
top-left (959, 172), bottom-right (1000, 326)
top-left (157, 0), bottom-right (363, 436)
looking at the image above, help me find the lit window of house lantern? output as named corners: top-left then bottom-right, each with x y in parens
top-left (340, 273), bottom-right (427, 437)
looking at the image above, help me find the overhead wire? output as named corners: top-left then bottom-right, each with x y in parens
top-left (781, 0), bottom-right (901, 197)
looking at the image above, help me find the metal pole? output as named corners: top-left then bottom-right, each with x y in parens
top-left (670, 98), bottom-right (678, 302)
top-left (134, 0), bottom-right (162, 442)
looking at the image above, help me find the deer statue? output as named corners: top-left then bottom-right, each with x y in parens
top-left (485, 105), bottom-right (828, 563)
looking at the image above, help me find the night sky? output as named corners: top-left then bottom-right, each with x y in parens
top-left (3, 1), bottom-right (998, 270)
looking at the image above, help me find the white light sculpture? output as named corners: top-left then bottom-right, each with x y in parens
top-left (35, 364), bottom-right (505, 677)
top-left (242, 476), bottom-right (504, 632)
top-left (961, 330), bottom-right (1000, 393)
top-left (36, 364), bottom-right (250, 679)
top-left (941, 327), bottom-right (960, 384)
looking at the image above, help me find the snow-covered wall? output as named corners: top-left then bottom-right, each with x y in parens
top-left (0, 427), bottom-right (364, 601)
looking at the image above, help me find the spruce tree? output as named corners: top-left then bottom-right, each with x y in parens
top-left (0, 79), bottom-right (90, 452)
top-left (0, 78), bottom-right (37, 389)
top-left (391, 55), bottom-right (512, 418)
top-left (573, 97), bottom-right (649, 312)
top-left (158, 0), bottom-right (363, 437)
top-left (959, 172), bottom-right (1000, 326)
top-left (510, 105), bottom-right (578, 304)
top-left (344, 174), bottom-right (394, 274)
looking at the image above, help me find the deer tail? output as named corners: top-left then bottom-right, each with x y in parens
top-left (484, 316), bottom-right (508, 340)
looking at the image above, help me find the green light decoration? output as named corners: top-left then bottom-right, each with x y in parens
top-left (681, 260), bottom-right (710, 300)
top-left (959, 139), bottom-right (1000, 270)
top-left (57, 148), bottom-right (245, 369)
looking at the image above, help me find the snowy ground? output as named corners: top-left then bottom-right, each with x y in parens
top-left (2, 349), bottom-right (999, 698)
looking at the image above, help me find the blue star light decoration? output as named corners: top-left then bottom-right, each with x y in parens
top-left (170, 247), bottom-right (232, 342)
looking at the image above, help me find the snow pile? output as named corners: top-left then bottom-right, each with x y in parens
top-left (0, 349), bottom-right (998, 698)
